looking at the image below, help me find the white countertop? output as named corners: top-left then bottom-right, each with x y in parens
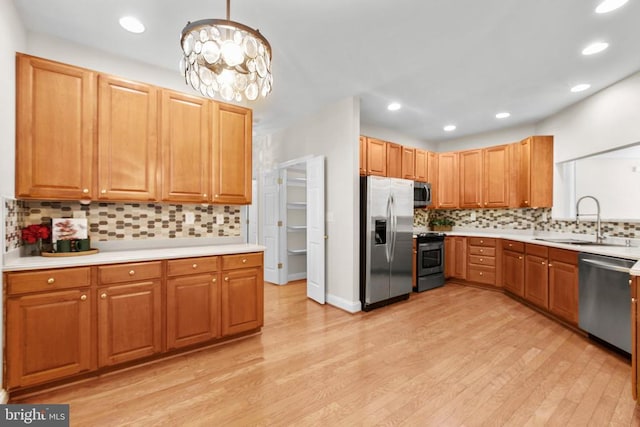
top-left (414, 228), bottom-right (640, 276)
top-left (3, 243), bottom-right (265, 272)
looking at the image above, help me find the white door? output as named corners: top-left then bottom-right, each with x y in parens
top-left (306, 156), bottom-right (326, 303)
top-left (262, 170), bottom-right (281, 284)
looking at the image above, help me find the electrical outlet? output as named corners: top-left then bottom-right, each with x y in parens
top-left (184, 212), bottom-right (195, 225)
top-left (470, 212), bottom-right (476, 221)
top-left (217, 214), bottom-right (225, 224)
top-left (542, 212), bottom-right (548, 222)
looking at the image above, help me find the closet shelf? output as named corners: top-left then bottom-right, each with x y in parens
top-left (287, 177), bottom-right (307, 187)
top-left (287, 202), bottom-right (307, 209)
top-left (287, 225), bottom-right (307, 231)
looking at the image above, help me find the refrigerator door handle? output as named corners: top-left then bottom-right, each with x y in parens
top-left (390, 194), bottom-right (396, 263)
top-left (385, 195), bottom-right (392, 262)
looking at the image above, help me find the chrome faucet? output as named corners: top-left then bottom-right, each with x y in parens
top-left (576, 195), bottom-right (605, 243)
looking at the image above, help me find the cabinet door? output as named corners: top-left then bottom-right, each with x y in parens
top-left (98, 75), bottom-right (158, 201)
top-left (414, 149), bottom-right (428, 182)
top-left (525, 254), bottom-right (549, 309)
top-left (386, 142), bottom-right (402, 178)
top-left (167, 273), bottom-right (220, 349)
top-left (548, 260), bottom-right (578, 324)
top-left (221, 267), bottom-right (264, 336)
top-left (359, 136), bottom-right (367, 175)
top-left (459, 149), bottom-right (483, 208)
top-left (437, 152), bottom-right (458, 208)
top-left (366, 138), bottom-right (387, 176)
top-left (16, 54), bottom-right (96, 200)
top-left (7, 289), bottom-right (93, 389)
top-left (427, 151), bottom-right (438, 208)
top-left (212, 102), bottom-right (252, 204)
top-left (98, 280), bottom-right (162, 367)
top-left (402, 147), bottom-right (416, 180)
top-left (453, 237), bottom-right (467, 279)
top-left (503, 250), bottom-right (525, 297)
top-left (160, 90), bottom-right (211, 203)
top-left (444, 236), bottom-right (454, 279)
top-left (529, 136), bottom-right (554, 208)
top-left (483, 144), bottom-right (509, 208)
top-left (508, 142), bottom-right (520, 207)
top-left (519, 137), bottom-right (532, 208)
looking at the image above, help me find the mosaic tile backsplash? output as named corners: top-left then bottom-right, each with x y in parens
top-left (417, 207), bottom-right (640, 238)
top-left (5, 200), bottom-right (242, 253)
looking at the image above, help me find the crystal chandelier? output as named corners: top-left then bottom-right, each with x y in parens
top-left (179, 0), bottom-right (272, 102)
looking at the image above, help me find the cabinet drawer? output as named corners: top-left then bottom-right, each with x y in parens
top-left (503, 240), bottom-right (524, 253)
top-left (526, 243), bottom-right (549, 258)
top-left (548, 248), bottom-right (578, 265)
top-left (7, 267), bottom-right (91, 295)
top-left (222, 252), bottom-right (263, 270)
top-left (469, 255), bottom-right (495, 267)
top-left (98, 261), bottom-right (162, 284)
top-left (468, 246), bottom-right (496, 256)
top-left (468, 237), bottom-right (496, 247)
top-left (467, 266), bottom-right (496, 285)
top-left (167, 256), bottom-right (219, 277)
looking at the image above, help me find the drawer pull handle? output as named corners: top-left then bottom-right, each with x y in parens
top-left (101, 293), bottom-right (107, 299)
top-left (192, 264), bottom-right (198, 269)
top-left (129, 270), bottom-right (135, 276)
top-left (480, 249), bottom-right (483, 253)
top-left (480, 240), bottom-right (483, 243)
top-left (82, 188), bottom-right (89, 194)
top-left (480, 258), bottom-right (483, 262)
top-left (225, 277), bottom-right (229, 281)
top-left (541, 262), bottom-right (546, 265)
top-left (101, 189), bottom-right (107, 194)
top-left (509, 244), bottom-right (512, 247)
top-left (242, 258), bottom-right (247, 264)
top-left (47, 277), bottom-right (55, 284)
top-left (212, 278), bottom-right (217, 283)
top-left (203, 193), bottom-right (208, 198)
top-left (80, 295), bottom-right (87, 301)
top-left (479, 272), bottom-right (483, 276)
top-left (519, 256), bottom-right (523, 260)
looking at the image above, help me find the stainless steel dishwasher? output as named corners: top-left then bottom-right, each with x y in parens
top-left (578, 253), bottom-right (635, 354)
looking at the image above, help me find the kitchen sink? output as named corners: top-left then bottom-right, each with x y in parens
top-left (534, 238), bottom-right (628, 247)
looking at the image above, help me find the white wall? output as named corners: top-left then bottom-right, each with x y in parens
top-left (0, 0), bottom-right (27, 401)
top-left (360, 123), bottom-right (436, 151)
top-left (264, 97), bottom-right (361, 312)
top-left (435, 123), bottom-right (536, 152)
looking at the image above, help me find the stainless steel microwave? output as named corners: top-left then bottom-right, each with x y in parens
top-left (414, 182), bottom-right (432, 208)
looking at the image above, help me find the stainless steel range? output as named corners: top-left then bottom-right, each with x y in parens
top-left (415, 232), bottom-right (445, 292)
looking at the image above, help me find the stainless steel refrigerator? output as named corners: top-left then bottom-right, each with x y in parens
top-left (360, 176), bottom-right (414, 311)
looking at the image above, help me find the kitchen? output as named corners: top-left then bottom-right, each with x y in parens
top-left (2, 0), bottom-right (640, 424)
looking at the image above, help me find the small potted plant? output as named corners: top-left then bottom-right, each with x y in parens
top-left (21, 224), bottom-right (50, 256)
top-left (429, 217), bottom-right (455, 232)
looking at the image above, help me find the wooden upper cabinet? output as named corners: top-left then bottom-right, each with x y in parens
top-left (414, 149), bottom-right (428, 182)
top-left (459, 149), bottom-right (483, 209)
top-left (437, 152), bottom-right (458, 208)
top-left (402, 146), bottom-right (416, 180)
top-left (427, 151), bottom-right (438, 208)
top-left (212, 103), bottom-right (252, 204)
top-left (366, 138), bottom-right (387, 176)
top-left (483, 144), bottom-right (510, 208)
top-left (359, 136), bottom-right (367, 176)
top-left (160, 90), bottom-right (211, 203)
top-left (508, 142), bottom-right (520, 207)
top-left (519, 136), bottom-right (553, 208)
top-left (98, 75), bottom-right (158, 202)
top-left (386, 142), bottom-right (402, 178)
top-left (16, 54), bottom-right (96, 200)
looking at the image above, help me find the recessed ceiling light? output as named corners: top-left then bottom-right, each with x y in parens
top-left (387, 102), bottom-right (401, 111)
top-left (119, 16), bottom-right (145, 34)
top-left (495, 112), bottom-right (511, 119)
top-left (595, 0), bottom-right (628, 13)
top-left (571, 83), bottom-right (591, 93)
top-left (582, 42), bottom-right (609, 56)
top-left (443, 125), bottom-right (456, 132)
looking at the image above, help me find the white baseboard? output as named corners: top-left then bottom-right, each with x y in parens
top-left (287, 272), bottom-right (306, 282)
top-left (326, 293), bottom-right (361, 313)
top-left (0, 388), bottom-right (8, 404)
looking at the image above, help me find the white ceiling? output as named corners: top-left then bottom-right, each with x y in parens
top-left (13, 0), bottom-right (640, 143)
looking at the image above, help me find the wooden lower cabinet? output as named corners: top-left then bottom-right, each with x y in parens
top-left (97, 280), bottom-right (162, 367)
top-left (502, 240), bottom-right (525, 297)
top-left (467, 237), bottom-right (497, 286)
top-left (524, 249), bottom-right (549, 309)
top-left (444, 236), bottom-right (467, 280)
top-left (548, 249), bottom-right (578, 325)
top-left (632, 276), bottom-right (639, 401)
top-left (166, 256), bottom-right (220, 349)
top-left (6, 288), bottom-right (93, 389)
top-left (221, 253), bottom-right (264, 336)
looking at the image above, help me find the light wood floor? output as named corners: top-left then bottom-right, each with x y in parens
top-left (14, 282), bottom-right (640, 426)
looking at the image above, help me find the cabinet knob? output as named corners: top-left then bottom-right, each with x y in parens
top-left (47, 277), bottom-right (55, 284)
top-left (541, 261), bottom-right (546, 265)
top-left (82, 188), bottom-right (89, 194)
top-left (524, 200), bottom-right (529, 205)
top-left (129, 270), bottom-right (135, 276)
top-left (548, 263), bottom-right (553, 267)
top-left (203, 193), bottom-right (208, 198)
top-left (80, 295), bottom-right (87, 301)
top-left (101, 293), bottom-right (107, 299)
top-left (519, 256), bottom-right (523, 260)
top-left (480, 258), bottom-right (483, 262)
top-left (212, 278), bottom-right (217, 283)
top-left (192, 263), bottom-right (198, 269)
top-left (480, 249), bottom-right (483, 253)
top-left (215, 194), bottom-right (219, 198)
top-left (479, 272), bottom-right (483, 276)
top-left (242, 258), bottom-right (247, 264)
top-left (508, 244), bottom-right (513, 247)
top-left (224, 277), bottom-right (229, 281)
top-left (101, 189), bottom-right (107, 194)
top-left (633, 298), bottom-right (638, 303)
top-left (629, 279), bottom-right (633, 286)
